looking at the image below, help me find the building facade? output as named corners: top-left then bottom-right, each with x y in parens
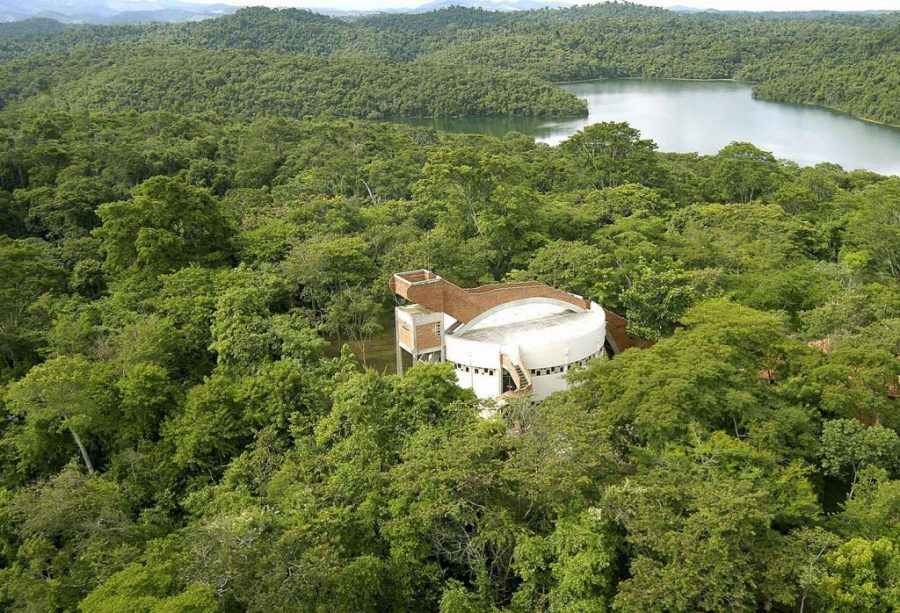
top-left (391, 269), bottom-right (634, 402)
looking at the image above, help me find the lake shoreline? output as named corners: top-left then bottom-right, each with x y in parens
top-left (750, 96), bottom-right (900, 130)
top-left (389, 79), bottom-right (900, 174)
top-left (553, 77), bottom-right (899, 131)
top-left (553, 76), bottom-right (752, 86)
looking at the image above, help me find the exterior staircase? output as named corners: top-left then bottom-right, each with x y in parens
top-left (500, 353), bottom-right (533, 400)
top-left (512, 364), bottom-right (529, 388)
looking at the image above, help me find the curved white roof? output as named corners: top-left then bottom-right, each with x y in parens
top-left (453, 303), bottom-right (604, 346)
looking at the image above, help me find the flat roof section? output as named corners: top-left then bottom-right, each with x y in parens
top-left (397, 303), bottom-right (437, 317)
top-left (453, 304), bottom-right (602, 346)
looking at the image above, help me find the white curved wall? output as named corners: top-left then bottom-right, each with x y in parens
top-left (520, 304), bottom-right (605, 401)
top-left (445, 335), bottom-right (502, 399)
top-left (444, 302), bottom-right (606, 402)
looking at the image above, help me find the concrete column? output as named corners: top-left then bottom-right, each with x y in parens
top-left (411, 320), bottom-right (418, 368)
top-left (395, 314), bottom-right (404, 376)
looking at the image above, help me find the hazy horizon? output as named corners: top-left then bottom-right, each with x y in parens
top-left (182, 0), bottom-right (900, 12)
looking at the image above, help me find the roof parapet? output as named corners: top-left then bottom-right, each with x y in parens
top-left (391, 269), bottom-right (443, 301)
top-left (390, 269), bottom-right (590, 324)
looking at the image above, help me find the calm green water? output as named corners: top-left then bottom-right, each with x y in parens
top-left (394, 79), bottom-right (900, 175)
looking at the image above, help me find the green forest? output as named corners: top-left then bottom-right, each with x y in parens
top-left (0, 4), bottom-right (898, 124)
top-left (0, 3), bottom-right (899, 612)
top-left (0, 46), bottom-right (588, 120)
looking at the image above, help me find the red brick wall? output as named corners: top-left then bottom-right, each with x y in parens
top-left (415, 322), bottom-right (442, 351)
top-left (397, 275), bottom-right (591, 324)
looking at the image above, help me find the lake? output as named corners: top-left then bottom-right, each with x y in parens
top-left (394, 79), bottom-right (900, 175)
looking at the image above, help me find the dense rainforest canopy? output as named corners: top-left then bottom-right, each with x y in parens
top-left (0, 3), bottom-right (899, 612)
top-left (0, 45), bottom-right (588, 119)
top-left (0, 107), bottom-right (897, 611)
top-left (0, 3), bottom-right (898, 123)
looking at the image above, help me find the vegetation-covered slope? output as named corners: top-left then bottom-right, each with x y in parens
top-left (0, 45), bottom-right (587, 119)
top-left (2, 5), bottom-right (898, 123)
top-left (753, 55), bottom-right (900, 126)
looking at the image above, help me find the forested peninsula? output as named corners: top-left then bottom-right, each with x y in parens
top-left (0, 4), bottom-right (898, 123)
top-left (0, 46), bottom-right (587, 119)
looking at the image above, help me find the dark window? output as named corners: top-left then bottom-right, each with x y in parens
top-left (502, 369), bottom-right (517, 393)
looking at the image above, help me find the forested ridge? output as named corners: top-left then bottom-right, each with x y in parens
top-left (0, 104), bottom-right (898, 611)
top-left (0, 2), bottom-right (899, 611)
top-left (0, 4), bottom-right (898, 123)
top-left (0, 45), bottom-right (587, 119)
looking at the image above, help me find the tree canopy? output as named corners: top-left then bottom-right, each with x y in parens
top-left (0, 4), bottom-right (898, 610)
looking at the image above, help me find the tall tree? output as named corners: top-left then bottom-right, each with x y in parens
top-left (604, 433), bottom-right (818, 612)
top-left (560, 123), bottom-right (661, 190)
top-left (5, 356), bottom-right (118, 476)
top-left (707, 142), bottom-right (784, 204)
top-left (94, 176), bottom-right (232, 287)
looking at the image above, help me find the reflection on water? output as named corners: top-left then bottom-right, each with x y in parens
top-left (392, 79), bottom-right (900, 175)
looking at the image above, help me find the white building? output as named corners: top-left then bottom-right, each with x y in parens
top-left (391, 269), bottom-right (635, 403)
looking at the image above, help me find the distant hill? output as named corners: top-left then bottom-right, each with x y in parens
top-left (0, 17), bottom-right (67, 37)
top-left (311, 0), bottom-right (574, 17)
top-left (666, 5), bottom-right (720, 13)
top-left (0, 0), bottom-right (238, 24)
top-left (0, 0), bottom-right (574, 24)
top-left (410, 0), bottom-right (573, 12)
